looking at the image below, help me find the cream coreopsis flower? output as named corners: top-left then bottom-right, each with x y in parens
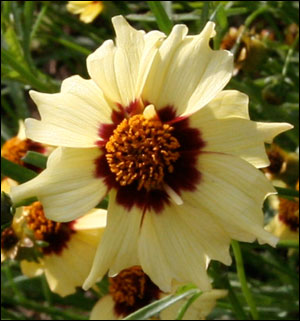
top-left (89, 265), bottom-right (227, 320)
top-left (67, 1), bottom-right (103, 24)
top-left (11, 17), bottom-right (293, 292)
top-left (1, 194), bottom-right (107, 296)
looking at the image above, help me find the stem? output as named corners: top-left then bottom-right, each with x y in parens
top-left (231, 241), bottom-right (259, 320)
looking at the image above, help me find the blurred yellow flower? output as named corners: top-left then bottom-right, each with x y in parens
top-left (12, 16), bottom-right (292, 293)
top-left (1, 120), bottom-right (47, 170)
top-left (2, 178), bottom-right (107, 296)
top-left (266, 182), bottom-right (299, 241)
top-left (89, 265), bottom-right (227, 320)
top-left (67, 1), bottom-right (103, 24)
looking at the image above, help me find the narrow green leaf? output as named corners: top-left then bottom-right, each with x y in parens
top-left (275, 186), bottom-right (299, 199)
top-left (176, 291), bottom-right (203, 320)
top-left (1, 48), bottom-right (50, 92)
top-left (1, 157), bottom-right (37, 183)
top-left (199, 1), bottom-right (210, 30)
top-left (147, 1), bottom-right (173, 34)
top-left (22, 151), bottom-right (48, 170)
top-left (277, 240), bottom-right (299, 249)
top-left (123, 289), bottom-right (200, 320)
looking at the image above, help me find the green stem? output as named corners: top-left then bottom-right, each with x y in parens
top-left (231, 241), bottom-right (259, 320)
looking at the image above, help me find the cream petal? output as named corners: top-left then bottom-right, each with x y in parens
top-left (88, 16), bottom-right (164, 107)
top-left (11, 147), bottom-right (106, 222)
top-left (73, 208), bottom-right (107, 230)
top-left (189, 152), bottom-right (278, 246)
top-left (27, 76), bottom-right (112, 148)
top-left (190, 94), bottom-right (293, 168)
top-left (43, 227), bottom-right (103, 297)
top-left (20, 260), bottom-right (44, 278)
top-left (139, 207), bottom-right (212, 293)
top-left (83, 190), bottom-right (142, 290)
top-left (90, 295), bottom-right (119, 320)
top-left (143, 22), bottom-right (233, 116)
top-left (173, 200), bottom-right (232, 265)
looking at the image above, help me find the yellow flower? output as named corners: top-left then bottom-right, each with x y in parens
top-left (1, 195), bottom-right (107, 296)
top-left (67, 1), bottom-right (103, 24)
top-left (11, 17), bottom-right (293, 293)
top-left (265, 182), bottom-right (299, 241)
top-left (89, 266), bottom-right (227, 320)
top-left (1, 120), bottom-right (49, 171)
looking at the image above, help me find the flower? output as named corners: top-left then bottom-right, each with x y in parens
top-left (2, 194), bottom-right (107, 296)
top-left (89, 265), bottom-right (227, 320)
top-left (265, 182), bottom-right (299, 240)
top-left (1, 120), bottom-right (46, 171)
top-left (67, 1), bottom-right (103, 24)
top-left (11, 17), bottom-right (293, 292)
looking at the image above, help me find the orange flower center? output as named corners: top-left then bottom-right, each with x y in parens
top-left (279, 198), bottom-right (299, 231)
top-left (1, 227), bottom-right (19, 251)
top-left (105, 115), bottom-right (180, 191)
top-left (1, 137), bottom-right (31, 166)
top-left (109, 266), bottom-right (160, 317)
top-left (25, 202), bottom-right (74, 255)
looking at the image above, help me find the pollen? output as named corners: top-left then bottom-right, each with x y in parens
top-left (109, 266), bottom-right (160, 317)
top-left (24, 202), bottom-right (74, 255)
top-left (1, 137), bottom-right (44, 167)
top-left (2, 137), bottom-right (31, 165)
top-left (105, 115), bottom-right (180, 191)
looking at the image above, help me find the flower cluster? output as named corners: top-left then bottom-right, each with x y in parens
top-left (2, 15), bottom-right (294, 319)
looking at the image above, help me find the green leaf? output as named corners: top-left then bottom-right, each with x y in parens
top-left (123, 288), bottom-right (200, 320)
top-left (275, 186), bottom-right (299, 199)
top-left (176, 291), bottom-right (203, 320)
top-left (1, 48), bottom-right (49, 92)
top-left (22, 151), bottom-right (48, 170)
top-left (199, 1), bottom-right (210, 30)
top-left (147, 1), bottom-right (173, 34)
top-left (277, 240), bottom-right (299, 249)
top-left (1, 157), bottom-right (37, 183)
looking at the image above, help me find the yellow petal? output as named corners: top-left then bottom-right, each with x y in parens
top-left (43, 227), bottom-right (103, 297)
top-left (139, 208), bottom-right (212, 292)
top-left (20, 260), bottom-right (44, 278)
top-left (27, 77), bottom-right (112, 148)
top-left (265, 215), bottom-right (299, 241)
top-left (11, 147), bottom-right (106, 222)
top-left (79, 2), bottom-right (103, 24)
top-left (143, 22), bottom-right (233, 116)
top-left (188, 152), bottom-right (278, 246)
top-left (83, 190), bottom-right (141, 290)
top-left (90, 295), bottom-right (119, 320)
top-left (87, 16), bottom-right (164, 107)
top-left (73, 208), bottom-right (107, 230)
top-left (191, 92), bottom-right (293, 168)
